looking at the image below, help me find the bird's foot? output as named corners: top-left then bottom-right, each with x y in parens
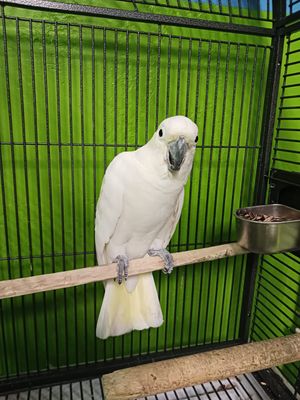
top-left (147, 248), bottom-right (174, 274)
top-left (113, 255), bottom-right (129, 284)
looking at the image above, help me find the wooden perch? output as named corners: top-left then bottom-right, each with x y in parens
top-left (0, 243), bottom-right (247, 300)
top-left (102, 334), bottom-right (300, 400)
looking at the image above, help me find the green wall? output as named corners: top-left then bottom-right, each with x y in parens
top-left (0, 3), bottom-right (271, 378)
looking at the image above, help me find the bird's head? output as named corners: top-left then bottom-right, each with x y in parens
top-left (153, 116), bottom-right (198, 174)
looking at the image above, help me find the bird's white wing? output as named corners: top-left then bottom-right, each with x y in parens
top-left (95, 155), bottom-right (125, 266)
top-left (150, 189), bottom-right (184, 250)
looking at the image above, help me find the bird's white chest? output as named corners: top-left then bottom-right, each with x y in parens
top-left (124, 180), bottom-right (178, 232)
top-left (111, 167), bottom-right (181, 253)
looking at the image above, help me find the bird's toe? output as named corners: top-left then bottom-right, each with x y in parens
top-left (148, 248), bottom-right (174, 275)
top-left (113, 255), bottom-right (129, 284)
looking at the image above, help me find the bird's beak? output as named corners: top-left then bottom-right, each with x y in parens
top-left (167, 137), bottom-right (188, 172)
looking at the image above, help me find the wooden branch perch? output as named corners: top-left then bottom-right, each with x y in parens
top-left (0, 243), bottom-right (247, 300)
top-left (102, 334), bottom-right (300, 400)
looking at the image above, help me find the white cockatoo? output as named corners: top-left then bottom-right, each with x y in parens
top-left (95, 115), bottom-right (198, 339)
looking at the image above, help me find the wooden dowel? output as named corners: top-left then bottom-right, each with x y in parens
top-left (0, 243), bottom-right (247, 299)
top-left (102, 334), bottom-right (300, 400)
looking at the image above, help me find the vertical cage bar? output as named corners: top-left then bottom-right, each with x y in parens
top-left (239, 0), bottom-right (286, 342)
top-left (79, 24), bottom-right (88, 365)
top-left (145, 33), bottom-right (151, 142)
top-left (114, 29), bottom-right (118, 157)
top-left (211, 43), bottom-right (231, 343)
top-left (218, 42), bottom-right (240, 343)
top-left (203, 41), bottom-right (222, 345)
top-left (29, 18), bottom-right (50, 370)
top-left (179, 37), bottom-right (193, 349)
top-left (135, 32), bottom-right (140, 149)
top-left (193, 40), bottom-right (202, 125)
top-left (91, 25), bottom-right (98, 362)
top-left (154, 29), bottom-right (162, 354)
top-left (1, 7), bottom-right (26, 375)
top-left (15, 16), bottom-right (34, 373)
top-left (125, 31), bottom-right (129, 150)
top-left (163, 38), bottom-right (173, 353)
top-left (16, 16), bottom-right (41, 371)
top-left (155, 29), bottom-right (162, 129)
top-left (195, 40), bottom-right (213, 345)
top-left (239, 45), bottom-right (259, 204)
top-left (187, 39), bottom-right (202, 348)
top-left (165, 34), bottom-right (172, 118)
top-left (237, 0), bottom-right (242, 17)
top-left (103, 28), bottom-right (107, 172)
top-left (246, 47), bottom-right (267, 205)
top-left (42, 20), bottom-right (60, 367)
top-left (67, 22), bottom-right (80, 367)
top-left (272, 36), bottom-right (291, 168)
top-left (102, 27), bottom-right (107, 362)
top-left (0, 154), bottom-right (10, 377)
top-left (255, 6), bottom-right (286, 205)
top-left (54, 21), bottom-right (69, 368)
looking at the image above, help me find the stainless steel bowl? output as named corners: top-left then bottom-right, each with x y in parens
top-left (235, 204), bottom-right (300, 254)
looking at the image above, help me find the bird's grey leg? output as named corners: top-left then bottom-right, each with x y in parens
top-left (113, 255), bottom-right (129, 284)
top-left (147, 248), bottom-right (174, 274)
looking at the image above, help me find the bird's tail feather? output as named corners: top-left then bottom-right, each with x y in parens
top-left (96, 272), bottom-right (163, 339)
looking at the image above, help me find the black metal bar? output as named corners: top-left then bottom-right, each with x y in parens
top-left (0, 141), bottom-right (260, 149)
top-left (195, 40), bottom-right (213, 345)
top-left (187, 39), bottom-right (202, 349)
top-left (203, 41), bottom-right (221, 345)
top-left (16, 15), bottom-right (37, 374)
top-left (29, 18), bottom-right (50, 372)
top-left (0, 339), bottom-right (242, 395)
top-left (124, 31), bottom-right (129, 150)
top-left (42, 19), bottom-right (60, 369)
top-left (254, 39), bottom-right (285, 204)
top-left (0, 15), bottom-right (273, 48)
top-left (165, 35), bottom-right (171, 118)
top-left (216, 43), bottom-right (231, 344)
top-left (1, 5), bottom-right (24, 375)
top-left (91, 25), bottom-right (98, 364)
top-left (155, 30), bottom-right (161, 129)
top-left (276, 10), bottom-right (300, 28)
top-left (0, 0), bottom-right (274, 36)
top-left (238, 2), bottom-right (286, 344)
top-left (240, 45), bottom-right (259, 204)
top-left (114, 29), bottom-right (118, 157)
top-left (135, 32), bottom-right (141, 356)
top-left (144, 33), bottom-right (150, 142)
top-left (283, 20), bottom-right (300, 34)
top-left (55, 20), bottom-right (70, 369)
top-left (79, 24), bottom-right (88, 366)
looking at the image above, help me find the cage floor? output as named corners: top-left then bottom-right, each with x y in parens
top-left (0, 374), bottom-right (272, 400)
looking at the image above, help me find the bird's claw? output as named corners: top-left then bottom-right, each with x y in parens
top-left (147, 248), bottom-right (174, 274)
top-left (113, 255), bottom-right (129, 284)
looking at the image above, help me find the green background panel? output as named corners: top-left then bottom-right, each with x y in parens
top-left (0, 1), bottom-right (281, 381)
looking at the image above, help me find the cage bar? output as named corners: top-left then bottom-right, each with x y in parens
top-left (0, 0), bottom-right (299, 397)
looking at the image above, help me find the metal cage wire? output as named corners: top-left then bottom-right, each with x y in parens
top-left (0, 0), bottom-right (299, 397)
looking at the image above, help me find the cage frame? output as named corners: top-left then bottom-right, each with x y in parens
top-left (0, 0), bottom-right (300, 396)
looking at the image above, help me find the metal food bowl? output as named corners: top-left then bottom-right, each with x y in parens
top-left (235, 204), bottom-right (300, 254)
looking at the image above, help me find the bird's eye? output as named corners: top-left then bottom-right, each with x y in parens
top-left (195, 136), bottom-right (198, 143)
top-left (158, 129), bottom-right (163, 137)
